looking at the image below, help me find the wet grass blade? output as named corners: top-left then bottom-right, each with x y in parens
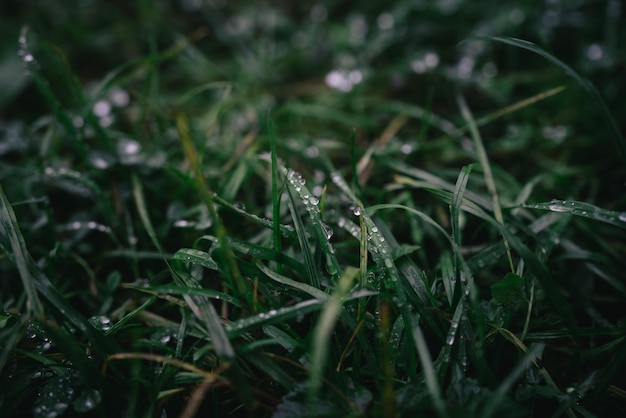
top-left (525, 200), bottom-right (626, 230)
top-left (285, 184), bottom-right (321, 288)
top-left (0, 185), bottom-right (44, 319)
top-left (467, 35), bottom-right (626, 167)
top-left (256, 261), bottom-right (329, 301)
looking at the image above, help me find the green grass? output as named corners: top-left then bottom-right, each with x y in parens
top-left (1, 2), bottom-right (626, 417)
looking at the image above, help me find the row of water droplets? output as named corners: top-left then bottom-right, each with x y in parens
top-left (284, 167), bottom-right (339, 276)
top-left (526, 199), bottom-right (626, 226)
top-left (226, 299), bottom-right (318, 333)
top-left (329, 170), bottom-right (400, 290)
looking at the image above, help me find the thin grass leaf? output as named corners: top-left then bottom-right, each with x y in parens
top-left (226, 286), bottom-right (376, 338)
top-left (213, 195), bottom-right (296, 238)
top-left (255, 261), bottom-right (329, 301)
top-left (229, 239), bottom-right (304, 274)
top-left (268, 117), bottom-right (284, 275)
top-left (0, 185), bottom-right (44, 319)
top-left (392, 163), bottom-right (492, 209)
top-left (282, 165), bottom-right (341, 281)
top-left (407, 315), bottom-right (448, 418)
top-left (451, 165), bottom-right (473, 289)
top-left (104, 296), bottom-right (156, 336)
top-left (122, 285), bottom-right (240, 308)
top-left (525, 199), bottom-right (626, 230)
top-left (308, 267), bottom-right (359, 404)
top-left (457, 94), bottom-right (514, 272)
top-left (466, 35), bottom-right (626, 167)
top-left (285, 185), bottom-right (321, 288)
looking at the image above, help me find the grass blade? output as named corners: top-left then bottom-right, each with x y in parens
top-left (525, 200), bottom-right (626, 230)
top-left (268, 117), bottom-right (283, 274)
top-left (466, 35), bottom-right (626, 167)
top-left (0, 185), bottom-right (44, 319)
top-left (308, 267), bottom-right (359, 404)
top-left (457, 94), bottom-right (514, 272)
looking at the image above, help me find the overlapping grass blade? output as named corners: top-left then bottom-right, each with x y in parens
top-left (281, 164), bottom-right (342, 282)
top-left (131, 173), bottom-right (235, 360)
top-left (308, 267), bottom-right (359, 404)
top-left (0, 185), bottom-right (44, 319)
top-left (225, 284), bottom-right (376, 339)
top-left (457, 94), bottom-right (514, 272)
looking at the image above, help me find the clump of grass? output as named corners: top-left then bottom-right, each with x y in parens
top-left (1, 2), bottom-right (626, 418)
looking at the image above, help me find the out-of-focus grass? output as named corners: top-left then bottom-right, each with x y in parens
top-left (1, 1), bottom-right (625, 417)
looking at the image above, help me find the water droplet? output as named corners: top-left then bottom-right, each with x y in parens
top-left (352, 206), bottom-right (362, 216)
top-left (548, 202), bottom-right (571, 213)
top-left (320, 221), bottom-right (333, 239)
top-left (618, 212), bottom-right (626, 222)
top-left (400, 143), bottom-right (413, 154)
top-left (117, 138), bottom-right (143, 164)
top-left (377, 13), bottom-right (394, 30)
top-left (371, 226), bottom-right (379, 233)
top-left (93, 100), bottom-right (111, 118)
top-left (309, 196), bottom-right (319, 206)
top-left (88, 151), bottom-right (114, 170)
top-left (111, 89), bottom-right (130, 107)
top-left (306, 146), bottom-right (320, 158)
top-left (325, 69), bottom-right (363, 92)
top-left (73, 389), bottom-right (102, 413)
top-left (338, 217), bottom-right (346, 228)
top-left (88, 315), bottom-right (112, 331)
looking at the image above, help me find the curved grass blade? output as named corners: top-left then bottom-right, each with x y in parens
top-left (122, 284), bottom-right (240, 308)
top-left (256, 261), bottom-right (329, 301)
top-left (173, 248), bottom-right (219, 270)
top-left (229, 239), bottom-right (305, 275)
top-left (465, 36), bottom-right (626, 167)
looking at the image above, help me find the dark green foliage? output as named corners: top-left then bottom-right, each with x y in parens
top-left (1, 1), bottom-right (625, 417)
